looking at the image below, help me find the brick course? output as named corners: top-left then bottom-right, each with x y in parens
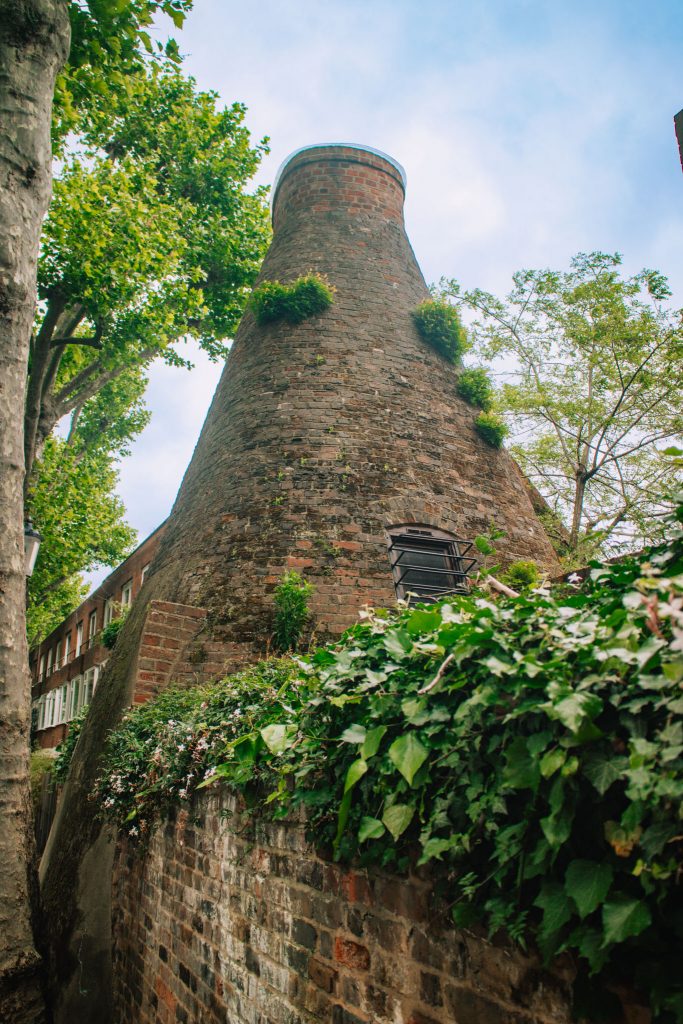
top-left (112, 791), bottom-right (576, 1024)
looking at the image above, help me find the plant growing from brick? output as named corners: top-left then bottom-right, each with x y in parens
top-left (273, 571), bottom-right (314, 651)
top-left (101, 613), bottom-right (129, 650)
top-left (412, 299), bottom-right (468, 363)
top-left (500, 559), bottom-right (540, 590)
top-left (250, 274), bottom-right (335, 325)
top-left (96, 503), bottom-right (683, 1019)
top-left (475, 410), bottom-right (509, 448)
top-left (456, 367), bottom-right (494, 410)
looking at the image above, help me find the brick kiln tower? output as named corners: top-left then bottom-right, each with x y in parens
top-left (135, 143), bottom-right (558, 675)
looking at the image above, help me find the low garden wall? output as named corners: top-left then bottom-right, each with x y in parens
top-left (112, 791), bottom-right (576, 1024)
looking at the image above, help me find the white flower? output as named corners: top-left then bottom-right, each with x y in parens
top-left (567, 573), bottom-right (582, 585)
top-left (179, 788), bottom-right (188, 799)
top-left (204, 767), bottom-right (217, 780)
top-left (129, 826), bottom-right (139, 837)
top-left (178, 744), bottom-right (185, 752)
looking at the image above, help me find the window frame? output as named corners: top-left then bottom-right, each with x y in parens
top-left (386, 525), bottom-right (477, 604)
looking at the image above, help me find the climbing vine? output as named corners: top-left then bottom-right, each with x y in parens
top-left (95, 505), bottom-right (683, 1020)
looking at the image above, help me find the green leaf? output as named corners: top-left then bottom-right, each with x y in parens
top-left (388, 733), bottom-right (429, 785)
top-left (340, 724), bottom-right (367, 744)
top-left (383, 629), bottom-right (412, 659)
top-left (406, 608), bottom-right (441, 635)
top-left (361, 725), bottom-right (387, 760)
top-left (418, 836), bottom-right (456, 864)
top-left (540, 747), bottom-right (566, 778)
top-left (358, 816), bottom-right (385, 842)
top-left (382, 803), bottom-right (414, 840)
top-left (582, 753), bottom-right (624, 795)
top-left (565, 860), bottom-right (613, 919)
top-left (535, 881), bottom-right (572, 936)
top-left (503, 736), bottom-right (540, 791)
top-left (602, 897), bottom-right (651, 946)
top-left (260, 723), bottom-right (297, 754)
top-left (550, 693), bottom-right (602, 732)
top-left (344, 758), bottom-right (368, 793)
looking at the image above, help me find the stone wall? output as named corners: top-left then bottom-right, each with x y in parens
top-left (112, 791), bottom-right (576, 1024)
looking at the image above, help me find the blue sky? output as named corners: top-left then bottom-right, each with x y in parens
top-left (86, 0), bottom-right (683, 586)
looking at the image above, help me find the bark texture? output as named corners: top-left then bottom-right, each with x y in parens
top-left (0, 2), bottom-right (69, 1020)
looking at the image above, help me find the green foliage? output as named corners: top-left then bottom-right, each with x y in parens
top-left (441, 254), bottom-right (683, 554)
top-left (412, 299), bottom-right (468, 363)
top-left (26, 435), bottom-right (137, 644)
top-left (98, 507), bottom-right (683, 1018)
top-left (29, 750), bottom-right (56, 812)
top-left (456, 367), bottom-right (494, 410)
top-left (53, 705), bottom-right (90, 785)
top-left (273, 572), bottom-right (314, 652)
top-left (53, 1), bottom-right (194, 149)
top-left (250, 274), bottom-right (335, 326)
top-left (101, 614), bottom-right (128, 650)
top-left (500, 560), bottom-right (540, 590)
top-left (475, 411), bottom-right (509, 448)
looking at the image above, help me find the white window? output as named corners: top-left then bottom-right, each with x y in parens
top-left (121, 580), bottom-right (133, 609)
top-left (88, 610), bottom-right (98, 646)
top-left (55, 641), bottom-right (62, 671)
top-left (141, 563), bottom-right (150, 585)
top-left (39, 654), bottom-right (46, 681)
top-left (45, 691), bottom-right (55, 728)
top-left (46, 649), bottom-right (53, 676)
top-left (81, 667), bottom-right (99, 710)
top-left (103, 599), bottom-right (115, 627)
top-left (36, 697), bottom-right (46, 731)
top-left (63, 633), bottom-right (72, 665)
top-left (68, 677), bottom-right (81, 720)
top-left (56, 683), bottom-right (69, 724)
top-left (76, 622), bottom-right (83, 656)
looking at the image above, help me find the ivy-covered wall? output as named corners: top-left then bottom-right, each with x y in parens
top-left (112, 791), bottom-right (579, 1024)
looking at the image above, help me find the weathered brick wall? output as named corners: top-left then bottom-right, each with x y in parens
top-left (135, 143), bottom-right (559, 673)
top-left (112, 791), bottom-right (576, 1024)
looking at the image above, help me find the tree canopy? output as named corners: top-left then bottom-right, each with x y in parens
top-left (27, 64), bottom-right (271, 492)
top-left (442, 253), bottom-right (683, 561)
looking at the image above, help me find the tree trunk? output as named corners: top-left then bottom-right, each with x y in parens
top-left (0, 2), bottom-right (70, 1020)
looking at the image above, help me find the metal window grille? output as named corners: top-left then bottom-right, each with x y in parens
top-left (388, 528), bottom-right (477, 603)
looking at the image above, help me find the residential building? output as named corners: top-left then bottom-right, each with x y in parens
top-left (30, 522), bottom-right (166, 749)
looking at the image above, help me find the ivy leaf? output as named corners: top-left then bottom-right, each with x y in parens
top-left (389, 733), bottom-right (429, 785)
top-left (582, 752), bottom-right (624, 795)
top-left (340, 724), bottom-right (367, 744)
top-left (260, 723), bottom-right (297, 754)
top-left (382, 803), bottom-right (414, 840)
top-left (383, 629), bottom-right (411, 659)
top-left (418, 836), bottom-right (456, 864)
top-left (358, 816), bottom-right (385, 842)
top-left (549, 693), bottom-right (603, 732)
top-left (361, 725), bottom-right (387, 760)
top-left (344, 758), bottom-right (368, 793)
top-left (540, 747), bottom-right (566, 778)
top-left (602, 897), bottom-right (651, 946)
top-left (535, 881), bottom-right (572, 936)
top-left (503, 736), bottom-right (540, 791)
top-left (406, 609), bottom-right (441, 635)
top-left (565, 860), bottom-right (613, 919)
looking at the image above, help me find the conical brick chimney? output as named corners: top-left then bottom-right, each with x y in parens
top-left (138, 142), bottom-right (557, 670)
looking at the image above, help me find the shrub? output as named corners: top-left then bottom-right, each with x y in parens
top-left (273, 571), bottom-right (313, 651)
top-left (97, 508), bottom-right (683, 1019)
top-left (457, 367), bottom-right (494, 410)
top-left (101, 615), bottom-right (126, 650)
top-left (250, 274), bottom-right (335, 325)
top-left (412, 299), bottom-right (468, 363)
top-left (500, 559), bottom-right (540, 590)
top-left (475, 411), bottom-right (509, 448)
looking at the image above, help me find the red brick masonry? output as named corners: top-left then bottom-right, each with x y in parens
top-left (112, 792), bottom-right (577, 1024)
